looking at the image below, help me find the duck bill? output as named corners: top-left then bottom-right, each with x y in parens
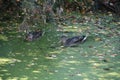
top-left (82, 36), bottom-right (87, 42)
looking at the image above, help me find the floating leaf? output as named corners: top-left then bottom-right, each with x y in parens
top-left (95, 37), bottom-right (102, 41)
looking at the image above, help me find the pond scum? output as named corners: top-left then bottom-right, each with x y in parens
top-left (0, 13), bottom-right (120, 80)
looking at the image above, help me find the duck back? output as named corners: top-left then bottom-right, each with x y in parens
top-left (64, 35), bottom-right (87, 47)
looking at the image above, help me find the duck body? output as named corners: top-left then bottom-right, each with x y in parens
top-left (61, 35), bottom-right (87, 47)
top-left (25, 30), bottom-right (44, 41)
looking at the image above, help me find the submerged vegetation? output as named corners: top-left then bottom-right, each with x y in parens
top-left (0, 0), bottom-right (120, 80)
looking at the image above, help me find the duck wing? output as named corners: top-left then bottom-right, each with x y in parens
top-left (33, 31), bottom-right (43, 39)
top-left (64, 36), bottom-right (81, 46)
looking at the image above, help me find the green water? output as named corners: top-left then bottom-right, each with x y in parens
top-left (0, 14), bottom-right (120, 80)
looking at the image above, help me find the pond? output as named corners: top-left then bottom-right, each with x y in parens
top-left (0, 13), bottom-right (120, 80)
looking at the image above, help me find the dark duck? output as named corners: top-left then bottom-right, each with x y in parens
top-left (60, 35), bottom-right (87, 47)
top-left (25, 29), bottom-right (44, 41)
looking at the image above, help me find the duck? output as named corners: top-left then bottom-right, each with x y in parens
top-left (60, 35), bottom-right (87, 47)
top-left (25, 29), bottom-right (44, 41)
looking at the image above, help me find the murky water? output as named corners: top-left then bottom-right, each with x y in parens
top-left (0, 15), bottom-right (120, 80)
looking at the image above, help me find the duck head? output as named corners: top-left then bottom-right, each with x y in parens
top-left (80, 35), bottom-right (87, 42)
